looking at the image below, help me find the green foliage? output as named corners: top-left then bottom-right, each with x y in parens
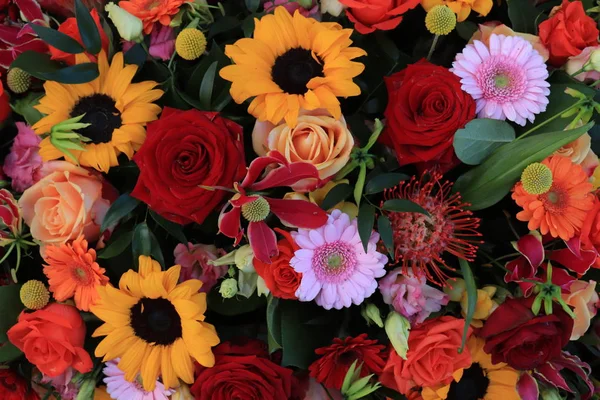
top-left (458, 259), bottom-right (476, 353)
top-left (507, 0), bottom-right (544, 34)
top-left (453, 122), bottom-right (594, 210)
top-left (0, 284), bottom-right (24, 343)
top-left (357, 203), bottom-right (375, 252)
top-left (11, 51), bottom-right (99, 84)
top-left (30, 24), bottom-right (85, 54)
top-left (208, 290), bottom-right (266, 316)
top-left (365, 172), bottom-right (409, 194)
top-left (453, 119), bottom-right (515, 165)
top-left (382, 199), bottom-right (429, 216)
top-left (101, 193), bottom-right (140, 232)
top-left (244, 0), bottom-right (260, 12)
top-left (132, 222), bottom-right (165, 267)
top-left (11, 92), bottom-right (44, 126)
top-left (377, 215), bottom-right (394, 259)
top-left (149, 211), bottom-right (187, 244)
top-left (97, 229), bottom-right (133, 259)
top-left (321, 183), bottom-right (352, 210)
top-left (74, 0), bottom-right (101, 54)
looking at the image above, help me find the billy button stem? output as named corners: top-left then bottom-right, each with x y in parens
top-left (425, 5), bottom-right (457, 61)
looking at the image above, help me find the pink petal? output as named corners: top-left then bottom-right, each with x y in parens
top-left (516, 373), bottom-right (539, 400)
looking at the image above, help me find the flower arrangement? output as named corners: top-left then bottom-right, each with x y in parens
top-left (0, 0), bottom-right (599, 399)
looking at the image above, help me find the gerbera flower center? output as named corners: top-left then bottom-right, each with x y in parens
top-left (70, 94), bottom-right (122, 144)
top-left (447, 363), bottom-right (489, 400)
top-left (130, 297), bottom-right (182, 345)
top-left (312, 241), bottom-right (357, 282)
top-left (271, 48), bottom-right (324, 95)
top-left (540, 184), bottom-right (567, 213)
top-left (70, 263), bottom-right (94, 285)
top-left (477, 57), bottom-right (526, 102)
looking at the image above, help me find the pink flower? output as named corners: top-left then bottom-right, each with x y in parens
top-left (378, 269), bottom-right (448, 324)
top-left (122, 23), bottom-right (175, 61)
top-left (3, 122), bottom-right (43, 192)
top-left (452, 34), bottom-right (550, 126)
top-left (103, 359), bottom-right (173, 400)
top-left (40, 367), bottom-right (79, 400)
top-left (174, 242), bottom-right (226, 292)
top-left (562, 280), bottom-right (599, 340)
top-left (264, 0), bottom-right (320, 18)
top-left (565, 46), bottom-right (600, 85)
top-left (290, 209), bottom-right (387, 310)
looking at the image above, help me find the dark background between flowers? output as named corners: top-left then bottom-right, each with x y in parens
top-left (1, 0), bottom-right (600, 397)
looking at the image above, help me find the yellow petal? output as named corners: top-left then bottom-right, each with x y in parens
top-left (140, 345), bottom-right (161, 392)
top-left (160, 345), bottom-right (178, 390)
top-left (171, 339), bottom-right (194, 384)
top-left (163, 265), bottom-right (181, 293)
top-left (118, 338), bottom-right (148, 382)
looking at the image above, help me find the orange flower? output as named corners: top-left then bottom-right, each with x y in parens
top-left (512, 156), bottom-right (594, 241)
top-left (119, 0), bottom-right (187, 34)
top-left (43, 235), bottom-right (109, 311)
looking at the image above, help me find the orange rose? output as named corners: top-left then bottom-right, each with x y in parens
top-left (553, 132), bottom-right (599, 177)
top-left (19, 161), bottom-right (116, 248)
top-left (253, 229), bottom-right (302, 300)
top-left (380, 316), bottom-right (472, 395)
top-left (252, 109), bottom-right (354, 181)
top-left (470, 22), bottom-right (550, 61)
top-left (49, 9), bottom-right (109, 65)
top-left (563, 280), bottom-right (599, 340)
top-left (7, 303), bottom-right (92, 377)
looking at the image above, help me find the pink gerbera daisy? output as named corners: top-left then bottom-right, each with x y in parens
top-left (451, 34), bottom-right (550, 126)
top-left (290, 210), bottom-right (387, 310)
top-left (103, 359), bottom-right (174, 400)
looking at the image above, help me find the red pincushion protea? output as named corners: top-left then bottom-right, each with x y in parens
top-left (308, 334), bottom-right (387, 390)
top-left (381, 172), bottom-right (482, 285)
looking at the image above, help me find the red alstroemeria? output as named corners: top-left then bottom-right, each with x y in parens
top-left (534, 352), bottom-right (594, 400)
top-left (0, 0), bottom-right (48, 72)
top-left (218, 151), bottom-right (328, 263)
top-left (505, 231), bottom-right (576, 295)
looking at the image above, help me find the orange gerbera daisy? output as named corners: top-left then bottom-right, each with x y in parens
top-left (512, 155), bottom-right (594, 241)
top-left (119, 0), bottom-right (187, 34)
top-left (43, 235), bottom-right (109, 311)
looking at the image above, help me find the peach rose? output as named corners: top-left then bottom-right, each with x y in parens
top-left (470, 22), bottom-right (550, 62)
top-left (553, 132), bottom-right (599, 176)
top-left (565, 46), bottom-right (600, 84)
top-left (252, 109), bottom-right (354, 180)
top-left (563, 280), bottom-right (599, 340)
top-left (19, 161), bottom-right (116, 248)
top-left (380, 316), bottom-right (472, 395)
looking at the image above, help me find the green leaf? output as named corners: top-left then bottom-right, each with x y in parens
top-left (11, 92), bottom-right (44, 125)
top-left (0, 341), bottom-right (23, 362)
top-left (266, 295), bottom-right (282, 352)
top-left (456, 21), bottom-right (478, 41)
top-left (133, 222), bottom-right (166, 268)
top-left (382, 199), bottom-right (429, 216)
top-left (208, 16), bottom-right (241, 40)
top-left (245, 0), bottom-right (260, 12)
top-left (149, 210), bottom-right (187, 244)
top-left (453, 119), bottom-right (515, 165)
top-left (242, 14), bottom-right (257, 38)
top-left (321, 183), bottom-right (352, 210)
top-left (365, 172), bottom-right (410, 194)
top-left (0, 284), bottom-right (24, 343)
top-left (74, 0), bottom-right (101, 54)
top-left (30, 24), bottom-right (85, 54)
top-left (41, 63), bottom-right (99, 84)
top-left (354, 163), bottom-right (367, 206)
top-left (453, 122), bottom-right (594, 210)
top-left (97, 229), bottom-right (133, 259)
top-left (207, 290), bottom-right (266, 316)
top-left (458, 259), bottom-right (476, 353)
top-left (377, 215), bottom-right (394, 259)
top-left (199, 61), bottom-right (218, 111)
top-left (507, 0), bottom-right (541, 34)
top-left (357, 204), bottom-right (375, 253)
top-left (124, 43), bottom-right (146, 67)
top-left (101, 193), bottom-right (141, 232)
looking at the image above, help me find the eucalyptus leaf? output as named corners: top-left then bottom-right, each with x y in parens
top-left (453, 122), bottom-right (594, 210)
top-left (321, 183), bottom-right (352, 210)
top-left (41, 63), bottom-right (99, 84)
top-left (357, 204), bottom-right (375, 253)
top-left (453, 119), bottom-right (515, 165)
top-left (365, 172), bottom-right (410, 194)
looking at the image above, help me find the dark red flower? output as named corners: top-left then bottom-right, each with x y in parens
top-left (0, 368), bottom-right (39, 400)
top-left (308, 334), bottom-right (387, 390)
top-left (480, 297), bottom-right (573, 371)
top-left (218, 151), bottom-right (328, 263)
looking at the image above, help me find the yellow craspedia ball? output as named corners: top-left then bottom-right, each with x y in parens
top-left (7, 67), bottom-right (31, 94)
top-left (176, 28), bottom-right (207, 61)
top-left (425, 5), bottom-right (457, 36)
top-left (20, 280), bottom-right (50, 310)
top-left (521, 162), bottom-right (553, 195)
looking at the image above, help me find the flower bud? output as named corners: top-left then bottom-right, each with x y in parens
top-left (590, 49), bottom-right (600, 72)
top-left (320, 0), bottom-right (346, 17)
top-left (105, 3), bottom-right (143, 43)
top-left (234, 245), bottom-right (255, 273)
top-left (171, 383), bottom-right (194, 400)
top-left (384, 311), bottom-right (410, 360)
top-left (361, 303), bottom-right (384, 328)
top-left (219, 278), bottom-right (238, 298)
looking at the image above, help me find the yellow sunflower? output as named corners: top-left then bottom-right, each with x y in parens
top-left (90, 256), bottom-right (219, 391)
top-left (421, 336), bottom-right (520, 400)
top-left (219, 6), bottom-right (366, 127)
top-left (33, 52), bottom-right (163, 173)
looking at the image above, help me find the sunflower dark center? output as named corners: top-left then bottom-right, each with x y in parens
top-left (271, 48), bottom-right (324, 95)
top-left (70, 94), bottom-right (122, 144)
top-left (130, 298), bottom-right (182, 345)
top-left (447, 363), bottom-right (489, 400)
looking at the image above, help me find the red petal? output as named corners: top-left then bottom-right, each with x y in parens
top-left (534, 363), bottom-right (571, 392)
top-left (250, 161), bottom-right (321, 192)
top-left (550, 237), bottom-right (597, 275)
top-left (480, 298), bottom-right (534, 339)
top-left (516, 373), bottom-right (539, 400)
top-left (268, 198), bottom-right (328, 229)
top-left (248, 221), bottom-right (278, 264)
top-left (240, 152), bottom-right (287, 188)
top-left (14, 0), bottom-right (44, 23)
top-left (218, 204), bottom-right (243, 244)
top-left (550, 353), bottom-right (594, 400)
top-left (515, 233), bottom-right (544, 268)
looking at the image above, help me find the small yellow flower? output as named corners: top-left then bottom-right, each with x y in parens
top-left (425, 5), bottom-right (456, 35)
top-left (521, 162), bottom-right (553, 195)
top-left (460, 286), bottom-right (498, 327)
top-left (176, 28), bottom-right (207, 61)
top-left (7, 68), bottom-right (31, 94)
top-left (20, 280), bottom-right (50, 310)
top-left (421, 0), bottom-right (493, 22)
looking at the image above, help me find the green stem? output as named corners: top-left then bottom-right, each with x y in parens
top-left (570, 66), bottom-right (588, 78)
top-left (0, 242), bottom-right (15, 266)
top-left (589, 78), bottom-right (600, 87)
top-left (515, 98), bottom-right (586, 141)
top-left (427, 35), bottom-right (440, 61)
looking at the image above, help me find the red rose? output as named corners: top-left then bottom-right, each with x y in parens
top-left (0, 369), bottom-right (39, 400)
top-left (132, 108), bottom-right (245, 225)
top-left (48, 9), bottom-right (109, 65)
top-left (191, 338), bottom-right (304, 400)
top-left (253, 228), bottom-right (302, 300)
top-left (309, 334), bottom-right (387, 390)
top-left (539, 0), bottom-right (599, 66)
top-left (7, 303), bottom-right (92, 377)
top-left (380, 60), bottom-right (476, 174)
top-left (339, 0), bottom-right (420, 34)
top-left (480, 297), bottom-right (574, 370)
